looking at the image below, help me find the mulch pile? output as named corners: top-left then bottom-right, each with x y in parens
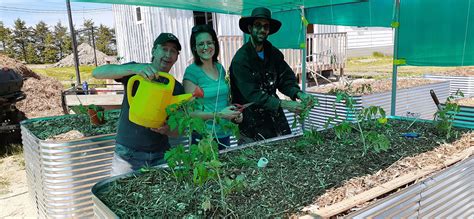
top-left (1, 54), bottom-right (64, 119)
top-left (0, 54), bottom-right (40, 79)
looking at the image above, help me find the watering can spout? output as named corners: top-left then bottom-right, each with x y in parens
top-left (170, 93), bottom-right (193, 105)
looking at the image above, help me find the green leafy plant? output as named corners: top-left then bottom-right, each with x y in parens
top-left (434, 90), bottom-right (464, 139)
top-left (295, 128), bottom-right (324, 151)
top-left (164, 98), bottom-right (242, 213)
top-left (87, 104), bottom-right (105, 125)
top-left (292, 94), bottom-right (319, 128)
top-left (327, 86), bottom-right (390, 156)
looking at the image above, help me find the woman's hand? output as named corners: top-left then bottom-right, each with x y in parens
top-left (219, 105), bottom-right (241, 120)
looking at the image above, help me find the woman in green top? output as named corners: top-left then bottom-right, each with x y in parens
top-left (183, 24), bottom-right (242, 149)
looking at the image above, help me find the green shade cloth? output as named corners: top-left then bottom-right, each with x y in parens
top-left (397, 0), bottom-right (474, 66)
top-left (269, 10), bottom-right (305, 49)
top-left (73, 0), bottom-right (364, 49)
top-left (305, 0), bottom-right (393, 27)
top-left (75, 0), bottom-right (474, 66)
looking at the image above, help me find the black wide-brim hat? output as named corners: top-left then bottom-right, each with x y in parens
top-left (239, 7), bottom-right (282, 35)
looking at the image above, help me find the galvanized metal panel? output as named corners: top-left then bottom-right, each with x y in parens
top-left (338, 26), bottom-right (394, 49)
top-left (112, 5), bottom-right (194, 81)
top-left (21, 118), bottom-right (116, 218)
top-left (362, 81), bottom-right (450, 120)
top-left (215, 13), bottom-right (241, 36)
top-left (424, 74), bottom-right (474, 97)
top-left (347, 156), bottom-right (474, 218)
top-left (304, 92), bottom-right (362, 130)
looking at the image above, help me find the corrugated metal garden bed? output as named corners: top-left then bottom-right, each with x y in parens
top-left (21, 111), bottom-right (120, 218)
top-left (20, 109), bottom-right (299, 218)
top-left (305, 79), bottom-right (450, 129)
top-left (90, 118), bottom-right (473, 218)
top-left (424, 74), bottom-right (474, 97)
top-left (346, 155), bottom-right (474, 218)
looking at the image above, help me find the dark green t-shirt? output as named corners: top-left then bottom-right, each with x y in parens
top-left (115, 65), bottom-right (185, 153)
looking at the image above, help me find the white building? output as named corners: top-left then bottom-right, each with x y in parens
top-left (111, 5), bottom-right (393, 80)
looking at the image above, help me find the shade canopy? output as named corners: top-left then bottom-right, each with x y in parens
top-left (74, 0), bottom-right (474, 66)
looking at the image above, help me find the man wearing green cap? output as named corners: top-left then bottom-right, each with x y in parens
top-left (230, 7), bottom-right (314, 143)
top-left (93, 33), bottom-right (184, 176)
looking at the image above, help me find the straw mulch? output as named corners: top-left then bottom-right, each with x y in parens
top-left (306, 132), bottom-right (473, 212)
top-left (307, 78), bottom-right (439, 95)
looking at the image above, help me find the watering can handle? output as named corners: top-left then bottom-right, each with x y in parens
top-left (157, 72), bottom-right (175, 89)
top-left (127, 75), bottom-right (142, 106)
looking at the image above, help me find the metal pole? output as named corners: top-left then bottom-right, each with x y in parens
top-left (66, 0), bottom-right (81, 86)
top-left (301, 7), bottom-right (307, 131)
top-left (390, 0), bottom-right (401, 116)
top-left (91, 26), bottom-right (98, 66)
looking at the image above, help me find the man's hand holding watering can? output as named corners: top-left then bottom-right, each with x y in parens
top-left (135, 64), bottom-right (159, 80)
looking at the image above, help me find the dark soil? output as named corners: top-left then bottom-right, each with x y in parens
top-left (95, 119), bottom-right (470, 218)
top-left (24, 110), bottom-right (120, 140)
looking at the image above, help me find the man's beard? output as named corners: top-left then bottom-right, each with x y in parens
top-left (251, 33), bottom-right (267, 45)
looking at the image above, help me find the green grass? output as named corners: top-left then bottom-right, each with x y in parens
top-left (30, 65), bottom-right (107, 88)
top-left (345, 56), bottom-right (458, 79)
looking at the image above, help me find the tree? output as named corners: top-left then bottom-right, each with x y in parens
top-left (33, 21), bottom-right (50, 63)
top-left (26, 42), bottom-right (40, 64)
top-left (0, 21), bottom-right (11, 53)
top-left (53, 21), bottom-right (70, 59)
top-left (96, 24), bottom-right (115, 55)
top-left (79, 19), bottom-right (95, 45)
top-left (12, 19), bottom-right (31, 62)
top-left (44, 32), bottom-right (58, 63)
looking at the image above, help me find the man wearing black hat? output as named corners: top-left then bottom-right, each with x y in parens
top-left (93, 33), bottom-right (184, 176)
top-left (230, 7), bottom-right (313, 143)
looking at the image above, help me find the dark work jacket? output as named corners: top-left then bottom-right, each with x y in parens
top-left (229, 40), bottom-right (301, 140)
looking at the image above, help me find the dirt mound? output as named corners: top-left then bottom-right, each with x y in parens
top-left (15, 75), bottom-right (64, 119)
top-left (54, 43), bottom-right (117, 67)
top-left (0, 54), bottom-right (40, 79)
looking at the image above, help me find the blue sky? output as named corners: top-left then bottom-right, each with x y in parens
top-left (1, 0), bottom-right (115, 29)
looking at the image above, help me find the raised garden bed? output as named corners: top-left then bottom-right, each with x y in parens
top-left (443, 97), bottom-right (474, 129)
top-left (305, 79), bottom-right (450, 129)
top-left (21, 111), bottom-right (120, 218)
top-left (91, 118), bottom-right (472, 218)
top-left (424, 73), bottom-right (474, 97)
